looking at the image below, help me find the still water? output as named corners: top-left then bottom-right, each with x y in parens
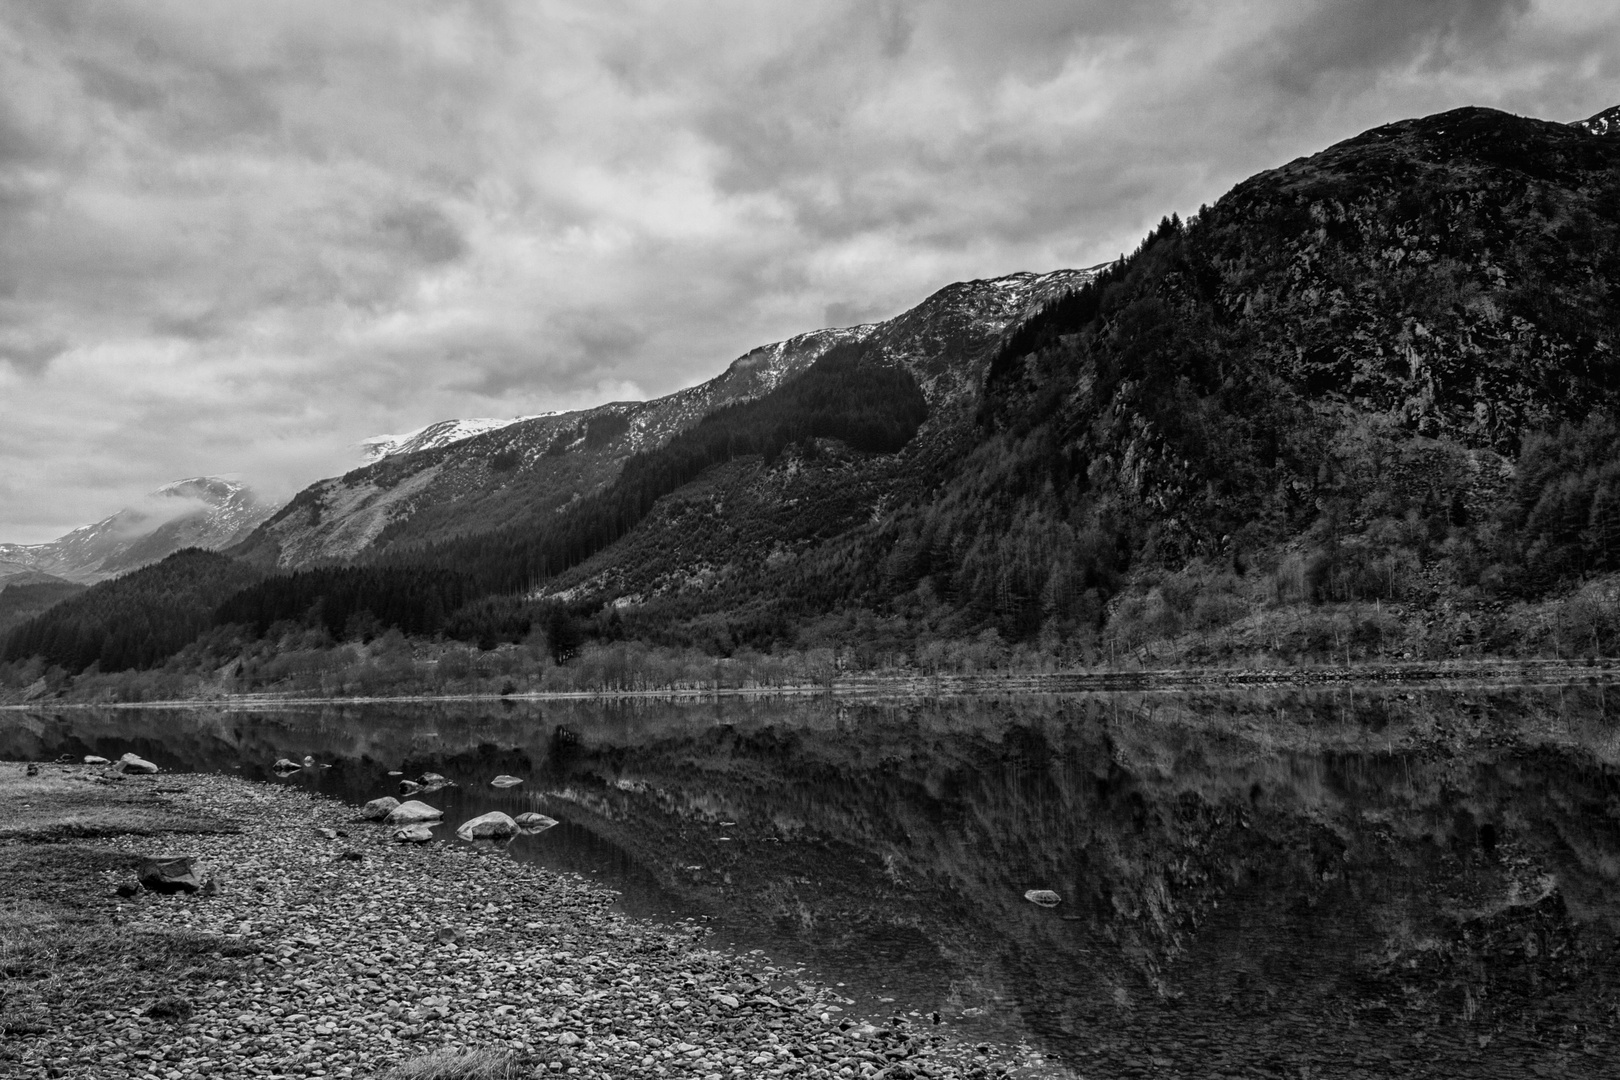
top-left (5, 687), bottom-right (1619, 1077)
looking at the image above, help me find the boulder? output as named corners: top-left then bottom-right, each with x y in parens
top-left (489, 775), bottom-right (524, 788)
top-left (394, 825), bottom-right (435, 844)
top-left (138, 857), bottom-right (201, 895)
top-left (272, 758), bottom-right (301, 772)
top-left (455, 811), bottom-right (519, 841)
top-left (420, 772), bottom-right (446, 784)
top-left (360, 796), bottom-right (400, 821)
top-left (116, 753), bottom-right (159, 774)
top-left (385, 800), bottom-right (443, 825)
top-left (399, 780), bottom-right (423, 796)
top-left (1023, 889), bottom-right (1061, 908)
top-left (514, 812), bottom-right (559, 831)
top-left (83, 755), bottom-right (110, 765)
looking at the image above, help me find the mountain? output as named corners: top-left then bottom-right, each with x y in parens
top-left (232, 270), bottom-right (1094, 571)
top-left (0, 477), bottom-right (272, 587)
top-left (9, 103), bottom-right (1620, 683)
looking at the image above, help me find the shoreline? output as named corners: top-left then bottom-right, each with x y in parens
top-left (4, 655), bottom-right (1618, 710)
top-left (1, 762), bottom-right (1040, 1079)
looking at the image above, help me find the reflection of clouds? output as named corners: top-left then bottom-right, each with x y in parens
top-left (0, 0), bottom-right (1616, 540)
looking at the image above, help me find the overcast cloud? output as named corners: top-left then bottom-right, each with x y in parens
top-left (1, 0), bottom-right (1616, 541)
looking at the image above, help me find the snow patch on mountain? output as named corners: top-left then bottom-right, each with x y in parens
top-left (1573, 105), bottom-right (1620, 136)
top-left (360, 415), bottom-right (554, 462)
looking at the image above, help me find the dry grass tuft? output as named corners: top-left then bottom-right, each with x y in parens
top-left (387, 1048), bottom-right (533, 1080)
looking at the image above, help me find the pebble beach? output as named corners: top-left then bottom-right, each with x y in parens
top-left (2, 767), bottom-right (1033, 1080)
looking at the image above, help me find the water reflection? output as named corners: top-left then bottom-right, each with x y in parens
top-left (4, 688), bottom-right (1619, 1077)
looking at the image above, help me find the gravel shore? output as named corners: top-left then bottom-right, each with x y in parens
top-left (3, 767), bottom-right (1034, 1080)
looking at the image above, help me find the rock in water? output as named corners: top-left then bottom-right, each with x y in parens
top-left (83, 755), bottom-right (110, 765)
top-left (1024, 889), bottom-right (1061, 907)
top-left (514, 812), bottom-right (559, 831)
top-left (138, 857), bottom-right (202, 895)
top-left (394, 825), bottom-right (435, 844)
top-left (399, 780), bottom-right (423, 796)
top-left (385, 800), bottom-right (444, 825)
top-left (116, 753), bottom-right (159, 774)
top-left (272, 758), bottom-right (301, 772)
top-left (490, 775), bottom-right (524, 788)
top-left (360, 796), bottom-right (400, 821)
top-left (420, 772), bottom-right (446, 784)
top-left (456, 811), bottom-right (519, 841)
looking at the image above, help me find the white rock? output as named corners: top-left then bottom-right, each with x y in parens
top-left (83, 755), bottom-right (110, 765)
top-left (394, 824), bottom-right (435, 844)
top-left (490, 774), bottom-right (524, 788)
top-left (1024, 889), bottom-right (1061, 907)
top-left (456, 811), bottom-right (519, 841)
top-left (116, 752), bottom-right (158, 774)
top-left (385, 800), bottom-right (443, 825)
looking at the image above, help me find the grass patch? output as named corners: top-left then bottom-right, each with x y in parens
top-left (0, 763), bottom-right (234, 840)
top-left (0, 763), bottom-right (252, 1037)
top-left (387, 1048), bottom-right (534, 1079)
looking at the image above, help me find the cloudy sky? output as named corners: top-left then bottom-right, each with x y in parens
top-left (1, 0), bottom-right (1616, 541)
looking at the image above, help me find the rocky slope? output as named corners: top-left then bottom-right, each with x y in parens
top-left (233, 270), bottom-right (1093, 573)
top-left (0, 478), bottom-right (271, 586)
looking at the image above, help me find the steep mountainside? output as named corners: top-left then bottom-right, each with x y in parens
top-left (235, 270), bottom-right (1091, 571)
top-left (0, 478), bottom-right (271, 586)
top-left (544, 106), bottom-right (1620, 645)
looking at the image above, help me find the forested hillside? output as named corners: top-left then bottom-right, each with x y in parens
top-left (3, 105), bottom-right (1619, 698)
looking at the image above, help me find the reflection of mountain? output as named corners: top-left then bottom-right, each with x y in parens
top-left (7, 691), bottom-right (1618, 1076)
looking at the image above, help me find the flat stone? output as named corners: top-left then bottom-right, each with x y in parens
top-left (1024, 889), bottom-right (1061, 907)
top-left (116, 753), bottom-right (159, 774)
top-left (490, 775), bottom-right (524, 788)
top-left (394, 825), bottom-right (436, 844)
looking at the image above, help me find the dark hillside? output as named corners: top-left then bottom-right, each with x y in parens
top-left (0, 550), bottom-right (262, 674)
top-left (574, 107), bottom-right (1620, 647)
top-left (0, 579), bottom-right (88, 635)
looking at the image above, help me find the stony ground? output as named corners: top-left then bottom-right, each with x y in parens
top-left (1, 765), bottom-right (1043, 1080)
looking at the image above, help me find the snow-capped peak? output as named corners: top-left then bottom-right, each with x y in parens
top-left (359, 415), bottom-right (554, 462)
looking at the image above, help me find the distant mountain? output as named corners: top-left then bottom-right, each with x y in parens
top-left (234, 270), bottom-right (1092, 571)
top-left (0, 477), bottom-right (272, 586)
